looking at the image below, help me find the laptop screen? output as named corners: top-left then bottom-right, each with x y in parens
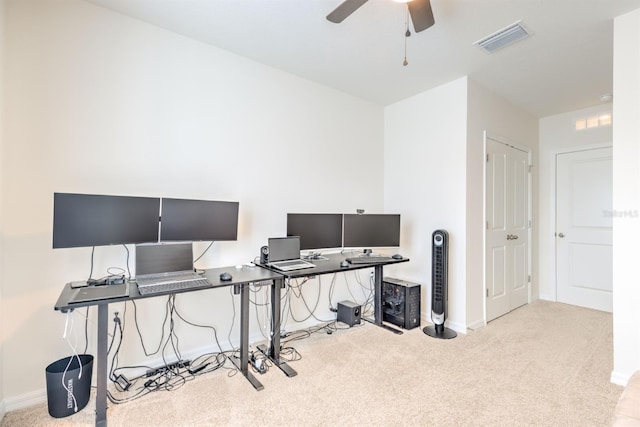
top-left (136, 243), bottom-right (194, 276)
top-left (268, 236), bottom-right (300, 262)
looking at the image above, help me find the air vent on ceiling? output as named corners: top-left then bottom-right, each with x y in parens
top-left (474, 21), bottom-right (531, 54)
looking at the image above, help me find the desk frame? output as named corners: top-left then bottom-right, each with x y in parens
top-left (54, 266), bottom-right (281, 427)
top-left (256, 277), bottom-right (297, 377)
top-left (257, 254), bottom-right (409, 377)
top-left (54, 256), bottom-right (408, 425)
top-left (228, 283), bottom-right (264, 390)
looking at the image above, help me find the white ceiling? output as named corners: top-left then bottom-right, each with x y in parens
top-left (85, 0), bottom-right (640, 118)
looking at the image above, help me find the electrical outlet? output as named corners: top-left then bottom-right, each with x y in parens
top-left (370, 271), bottom-right (375, 279)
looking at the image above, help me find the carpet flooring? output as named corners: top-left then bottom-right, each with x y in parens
top-left (0, 300), bottom-right (622, 426)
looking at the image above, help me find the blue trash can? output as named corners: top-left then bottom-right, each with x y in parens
top-left (45, 354), bottom-right (93, 418)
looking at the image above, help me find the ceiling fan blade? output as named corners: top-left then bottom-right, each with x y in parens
top-left (408, 0), bottom-right (435, 32)
top-left (326, 0), bottom-right (369, 24)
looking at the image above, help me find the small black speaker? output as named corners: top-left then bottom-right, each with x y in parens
top-left (423, 229), bottom-right (456, 339)
top-left (260, 245), bottom-right (269, 264)
top-left (337, 300), bottom-right (361, 327)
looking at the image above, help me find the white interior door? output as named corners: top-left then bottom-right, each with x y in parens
top-left (485, 137), bottom-right (530, 322)
top-left (556, 147), bottom-right (612, 312)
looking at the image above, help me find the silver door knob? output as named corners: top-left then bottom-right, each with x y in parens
top-left (512, 234), bottom-right (518, 240)
top-left (558, 233), bottom-right (565, 238)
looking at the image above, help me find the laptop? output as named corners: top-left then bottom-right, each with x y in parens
top-left (267, 236), bottom-right (315, 271)
top-left (135, 243), bottom-right (211, 295)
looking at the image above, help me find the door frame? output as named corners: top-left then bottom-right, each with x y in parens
top-left (551, 142), bottom-right (612, 301)
top-left (483, 131), bottom-right (533, 323)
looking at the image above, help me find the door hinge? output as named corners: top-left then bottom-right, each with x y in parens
top-left (528, 275), bottom-right (531, 283)
top-left (486, 221), bottom-right (489, 230)
top-left (528, 220), bottom-right (532, 228)
top-left (528, 164), bottom-right (533, 173)
top-left (486, 153), bottom-right (489, 162)
top-left (486, 288), bottom-right (489, 298)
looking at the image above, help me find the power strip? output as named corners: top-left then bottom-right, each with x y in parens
top-left (146, 360), bottom-right (190, 377)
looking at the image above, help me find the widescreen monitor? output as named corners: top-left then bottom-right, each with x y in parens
top-left (286, 213), bottom-right (343, 250)
top-left (53, 193), bottom-right (161, 249)
top-left (160, 198), bottom-right (239, 242)
top-left (342, 214), bottom-right (401, 249)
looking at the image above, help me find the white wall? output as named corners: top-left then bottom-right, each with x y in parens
top-left (2, 0), bottom-right (385, 404)
top-left (0, 0), bottom-right (6, 420)
top-left (5, 0), bottom-right (636, 413)
top-left (383, 77), bottom-right (468, 332)
top-left (466, 80), bottom-right (538, 328)
top-left (383, 78), bottom-right (537, 333)
top-left (612, 8), bottom-right (640, 385)
top-left (538, 104), bottom-right (613, 302)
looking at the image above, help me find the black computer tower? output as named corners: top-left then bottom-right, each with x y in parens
top-left (382, 277), bottom-right (421, 330)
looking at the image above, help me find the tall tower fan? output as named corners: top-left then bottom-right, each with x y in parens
top-left (423, 230), bottom-right (456, 339)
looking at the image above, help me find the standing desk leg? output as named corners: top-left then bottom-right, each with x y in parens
top-left (229, 284), bottom-right (264, 390)
top-left (257, 278), bottom-right (297, 377)
top-left (369, 265), bottom-right (403, 335)
top-left (96, 304), bottom-right (108, 427)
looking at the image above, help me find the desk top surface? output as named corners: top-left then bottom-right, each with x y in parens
top-left (55, 253), bottom-right (409, 310)
top-left (54, 264), bottom-right (283, 311)
top-left (257, 252), bottom-right (409, 278)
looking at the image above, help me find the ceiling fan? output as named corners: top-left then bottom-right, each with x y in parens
top-left (326, 0), bottom-right (435, 33)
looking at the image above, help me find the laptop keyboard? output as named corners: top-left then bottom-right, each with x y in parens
top-left (275, 260), bottom-right (306, 267)
top-left (137, 278), bottom-right (212, 296)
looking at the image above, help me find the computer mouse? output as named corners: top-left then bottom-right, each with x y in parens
top-left (340, 260), bottom-right (349, 268)
top-left (219, 272), bottom-right (232, 281)
top-left (392, 254), bottom-right (403, 260)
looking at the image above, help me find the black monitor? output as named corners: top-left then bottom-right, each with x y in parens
top-left (286, 213), bottom-right (343, 250)
top-left (342, 214), bottom-right (401, 249)
top-left (160, 198), bottom-right (239, 242)
top-left (53, 193), bottom-right (161, 249)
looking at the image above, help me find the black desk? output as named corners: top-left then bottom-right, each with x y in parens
top-left (256, 253), bottom-right (409, 377)
top-left (54, 266), bottom-right (282, 427)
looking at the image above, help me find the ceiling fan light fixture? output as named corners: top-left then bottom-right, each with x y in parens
top-left (326, 0), bottom-right (434, 32)
top-left (474, 20), bottom-right (531, 54)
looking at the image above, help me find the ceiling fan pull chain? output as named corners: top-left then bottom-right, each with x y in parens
top-left (403, 7), bottom-right (410, 66)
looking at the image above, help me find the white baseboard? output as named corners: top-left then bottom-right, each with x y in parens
top-left (0, 331), bottom-right (272, 415)
top-left (538, 293), bottom-right (556, 302)
top-left (467, 319), bottom-right (486, 331)
top-left (119, 330), bottom-right (270, 379)
top-left (446, 320), bottom-right (467, 335)
top-left (3, 389), bottom-right (46, 412)
top-left (611, 370), bottom-right (632, 386)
